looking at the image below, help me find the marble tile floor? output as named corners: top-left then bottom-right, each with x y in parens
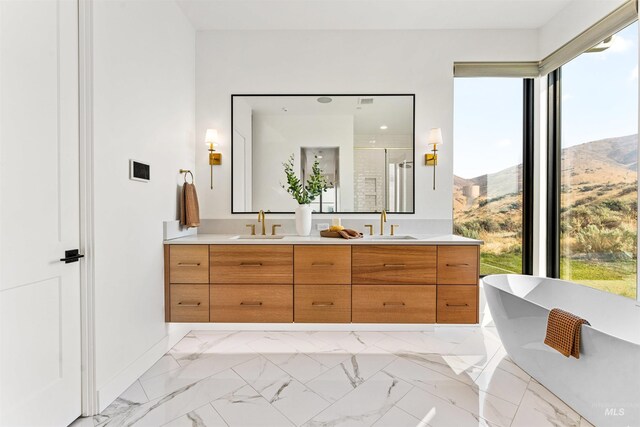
top-left (71, 327), bottom-right (594, 427)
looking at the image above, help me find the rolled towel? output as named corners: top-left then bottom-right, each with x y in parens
top-left (544, 308), bottom-right (590, 359)
top-left (337, 229), bottom-right (363, 239)
top-left (179, 182), bottom-right (200, 228)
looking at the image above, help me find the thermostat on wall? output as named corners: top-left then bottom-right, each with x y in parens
top-left (129, 159), bottom-right (150, 182)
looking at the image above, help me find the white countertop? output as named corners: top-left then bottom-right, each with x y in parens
top-left (164, 233), bottom-right (482, 245)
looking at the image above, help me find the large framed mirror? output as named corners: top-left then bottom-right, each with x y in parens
top-left (232, 94), bottom-right (415, 214)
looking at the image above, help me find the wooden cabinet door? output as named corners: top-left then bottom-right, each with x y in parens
top-left (210, 245), bottom-right (293, 284)
top-left (352, 246), bottom-right (436, 285)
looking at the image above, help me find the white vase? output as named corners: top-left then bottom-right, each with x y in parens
top-left (295, 204), bottom-right (313, 236)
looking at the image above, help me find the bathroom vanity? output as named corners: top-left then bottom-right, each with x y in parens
top-left (163, 235), bottom-right (481, 324)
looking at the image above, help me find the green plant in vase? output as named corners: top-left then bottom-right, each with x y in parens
top-left (281, 154), bottom-right (329, 235)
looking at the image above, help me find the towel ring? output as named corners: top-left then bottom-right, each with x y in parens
top-left (179, 169), bottom-right (194, 184)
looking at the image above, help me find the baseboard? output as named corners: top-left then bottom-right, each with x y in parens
top-left (178, 323), bottom-right (483, 332)
top-left (96, 323), bottom-right (191, 413)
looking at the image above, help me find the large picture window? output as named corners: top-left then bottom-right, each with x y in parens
top-left (550, 22), bottom-right (638, 299)
top-left (454, 78), bottom-right (533, 275)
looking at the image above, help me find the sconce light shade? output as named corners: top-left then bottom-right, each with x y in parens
top-left (205, 128), bottom-right (218, 145)
top-left (428, 128), bottom-right (443, 146)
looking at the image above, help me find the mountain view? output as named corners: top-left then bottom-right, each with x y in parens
top-left (454, 134), bottom-right (638, 298)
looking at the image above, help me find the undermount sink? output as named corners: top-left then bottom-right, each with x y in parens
top-left (364, 235), bottom-right (417, 240)
top-left (231, 235), bottom-right (286, 240)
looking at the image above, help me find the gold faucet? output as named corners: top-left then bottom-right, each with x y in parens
top-left (258, 210), bottom-right (266, 236)
top-left (380, 209), bottom-right (387, 235)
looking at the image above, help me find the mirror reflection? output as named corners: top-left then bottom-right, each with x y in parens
top-left (232, 94), bottom-right (415, 213)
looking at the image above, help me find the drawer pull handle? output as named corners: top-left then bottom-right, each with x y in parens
top-left (240, 301), bottom-right (263, 306)
top-left (446, 303), bottom-right (469, 307)
top-left (177, 301), bottom-right (201, 307)
top-left (312, 301), bottom-right (334, 307)
top-left (177, 263), bottom-right (201, 267)
top-left (383, 264), bottom-right (406, 268)
top-left (240, 262), bottom-right (263, 267)
top-left (383, 301), bottom-right (405, 307)
top-left (446, 263), bottom-right (469, 267)
top-left (312, 262), bottom-right (334, 266)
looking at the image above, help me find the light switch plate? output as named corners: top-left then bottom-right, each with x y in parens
top-left (317, 223), bottom-right (329, 231)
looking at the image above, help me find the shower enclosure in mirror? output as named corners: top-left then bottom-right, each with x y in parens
top-left (231, 94), bottom-right (415, 213)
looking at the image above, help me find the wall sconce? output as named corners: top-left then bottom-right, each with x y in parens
top-left (205, 128), bottom-right (221, 189)
top-left (425, 127), bottom-right (443, 190)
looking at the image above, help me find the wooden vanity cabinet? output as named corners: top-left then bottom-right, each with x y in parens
top-left (165, 243), bottom-right (481, 324)
top-left (294, 246), bottom-right (352, 323)
top-left (164, 245), bottom-right (210, 322)
top-left (436, 245), bottom-right (480, 324)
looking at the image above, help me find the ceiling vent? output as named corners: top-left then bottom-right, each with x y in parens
top-left (358, 97), bottom-right (374, 105)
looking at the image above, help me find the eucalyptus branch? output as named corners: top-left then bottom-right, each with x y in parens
top-left (281, 154), bottom-right (329, 205)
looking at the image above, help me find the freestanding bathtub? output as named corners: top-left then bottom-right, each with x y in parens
top-left (483, 274), bottom-right (640, 427)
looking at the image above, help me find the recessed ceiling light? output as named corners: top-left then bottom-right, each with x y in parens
top-left (317, 155), bottom-right (323, 159)
top-left (369, 140), bottom-right (376, 144)
top-left (380, 125), bottom-right (388, 130)
top-left (317, 97), bottom-right (332, 104)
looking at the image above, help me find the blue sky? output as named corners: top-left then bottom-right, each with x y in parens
top-left (453, 22), bottom-right (638, 179)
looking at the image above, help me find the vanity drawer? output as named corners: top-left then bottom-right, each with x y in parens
top-left (210, 284), bottom-right (293, 322)
top-left (169, 245), bottom-right (209, 284)
top-left (436, 285), bottom-right (478, 324)
top-left (294, 246), bottom-right (351, 285)
top-left (352, 285), bottom-right (436, 323)
top-left (437, 246), bottom-right (479, 285)
top-left (352, 246), bottom-right (436, 285)
top-left (169, 284), bottom-right (210, 322)
top-left (210, 245), bottom-right (293, 284)
top-left (294, 285), bottom-right (351, 323)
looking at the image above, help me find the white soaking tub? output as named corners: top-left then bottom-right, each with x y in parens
top-left (483, 274), bottom-right (640, 427)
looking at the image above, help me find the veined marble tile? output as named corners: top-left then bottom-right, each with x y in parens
top-left (579, 417), bottom-right (595, 427)
top-left (259, 346), bottom-right (332, 384)
top-left (95, 370), bottom-right (246, 427)
top-left (140, 346), bottom-right (258, 400)
top-left (382, 331), bottom-right (459, 354)
top-left (170, 331), bottom-right (263, 366)
top-left (449, 328), bottom-right (502, 360)
top-left (211, 384), bottom-right (295, 427)
top-left (397, 386), bottom-right (497, 427)
top-left (306, 347), bottom-right (397, 403)
top-left (383, 358), bottom-right (518, 427)
top-left (480, 347), bottom-right (530, 384)
top-left (311, 331), bottom-right (389, 354)
top-left (474, 359), bottom-right (529, 405)
top-left (511, 380), bottom-right (581, 427)
top-left (162, 403), bottom-right (227, 427)
top-left (304, 370), bottom-right (412, 427)
top-left (233, 356), bottom-right (331, 425)
top-left (140, 354), bottom-right (181, 381)
top-left (69, 417), bottom-right (96, 427)
top-left (120, 380), bottom-right (149, 404)
top-left (393, 351), bottom-right (477, 385)
top-left (371, 406), bottom-right (425, 427)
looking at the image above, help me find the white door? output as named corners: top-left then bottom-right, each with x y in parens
top-left (0, 1), bottom-right (82, 425)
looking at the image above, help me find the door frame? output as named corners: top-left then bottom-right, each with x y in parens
top-left (78, 0), bottom-right (98, 416)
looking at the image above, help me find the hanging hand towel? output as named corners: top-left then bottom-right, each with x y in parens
top-left (180, 182), bottom-right (200, 228)
top-left (544, 308), bottom-right (590, 359)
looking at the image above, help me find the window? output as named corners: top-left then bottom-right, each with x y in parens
top-left (553, 22), bottom-right (638, 299)
top-left (454, 78), bottom-right (533, 275)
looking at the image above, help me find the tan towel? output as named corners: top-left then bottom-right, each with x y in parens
top-left (179, 182), bottom-right (200, 228)
top-left (544, 308), bottom-right (590, 359)
top-left (337, 229), bottom-right (363, 239)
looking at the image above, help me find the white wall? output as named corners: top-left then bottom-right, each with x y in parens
top-left (251, 114), bottom-right (354, 211)
top-left (92, 0), bottom-right (195, 410)
top-left (195, 29), bottom-right (538, 220)
top-left (538, 0), bottom-right (627, 57)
